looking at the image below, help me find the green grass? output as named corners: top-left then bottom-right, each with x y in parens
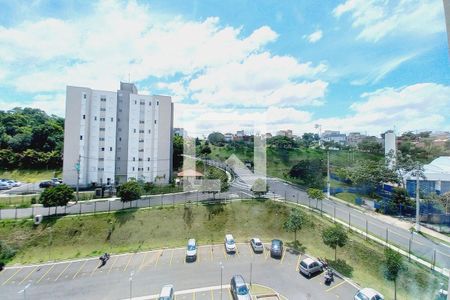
top-left (0, 169), bottom-right (62, 183)
top-left (335, 192), bottom-right (359, 204)
top-left (0, 200), bottom-right (444, 300)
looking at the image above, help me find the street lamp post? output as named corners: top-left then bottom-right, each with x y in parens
top-left (415, 165), bottom-right (421, 232)
top-left (48, 226), bottom-right (53, 260)
top-left (129, 271), bottom-right (134, 300)
top-left (327, 150), bottom-right (330, 199)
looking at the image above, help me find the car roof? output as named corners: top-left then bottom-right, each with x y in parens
top-left (232, 275), bottom-right (246, 285)
top-left (225, 234), bottom-right (234, 239)
top-left (252, 238), bottom-right (261, 243)
top-left (302, 257), bottom-right (316, 265)
top-left (188, 239), bottom-right (196, 245)
top-left (360, 288), bottom-right (382, 297)
top-left (160, 285), bottom-right (174, 296)
top-left (271, 239), bottom-right (282, 244)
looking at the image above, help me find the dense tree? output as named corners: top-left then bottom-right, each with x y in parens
top-left (207, 132), bottom-right (225, 145)
top-left (301, 133), bottom-right (319, 148)
top-left (200, 145), bottom-right (212, 157)
top-left (345, 159), bottom-right (399, 193)
top-left (289, 159), bottom-right (325, 188)
top-left (0, 107), bottom-right (64, 169)
top-left (283, 209), bottom-right (304, 243)
top-left (322, 224), bottom-right (348, 260)
top-left (173, 135), bottom-right (184, 171)
top-left (384, 248), bottom-right (405, 300)
top-left (117, 181), bottom-right (142, 202)
top-left (39, 184), bottom-right (75, 207)
top-left (357, 137), bottom-right (383, 154)
top-left (267, 136), bottom-right (297, 149)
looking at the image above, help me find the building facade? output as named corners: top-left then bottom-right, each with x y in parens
top-left (63, 82), bottom-right (173, 187)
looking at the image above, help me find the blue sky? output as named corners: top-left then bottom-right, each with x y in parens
top-left (0, 0), bottom-right (449, 136)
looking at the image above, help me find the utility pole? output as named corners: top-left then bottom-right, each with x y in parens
top-left (220, 262), bottom-right (224, 300)
top-left (327, 150), bottom-right (330, 199)
top-left (75, 155), bottom-right (81, 203)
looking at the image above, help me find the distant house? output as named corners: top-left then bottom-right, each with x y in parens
top-left (403, 156), bottom-right (450, 196)
top-left (322, 130), bottom-right (347, 144)
top-left (224, 133), bottom-right (234, 142)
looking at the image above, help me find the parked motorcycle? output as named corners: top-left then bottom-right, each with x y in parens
top-left (324, 268), bottom-right (334, 285)
top-left (99, 253), bottom-right (110, 267)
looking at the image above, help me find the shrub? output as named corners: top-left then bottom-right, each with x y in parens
top-left (39, 184), bottom-right (75, 207)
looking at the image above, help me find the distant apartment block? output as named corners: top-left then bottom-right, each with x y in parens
top-left (63, 82), bottom-right (173, 187)
top-left (276, 129), bottom-right (293, 138)
top-left (174, 127), bottom-right (187, 138)
top-left (321, 130), bottom-right (347, 144)
top-left (347, 132), bottom-right (365, 146)
top-left (224, 133), bottom-right (234, 142)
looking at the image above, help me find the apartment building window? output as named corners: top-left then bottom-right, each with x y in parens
top-left (98, 167), bottom-right (104, 171)
top-left (111, 117), bottom-right (114, 122)
top-left (101, 147), bottom-right (105, 151)
top-left (133, 129), bottom-right (136, 133)
top-left (99, 128), bottom-right (105, 131)
top-left (100, 117), bottom-right (105, 121)
top-left (134, 100), bottom-right (137, 104)
top-left (100, 108), bottom-right (106, 112)
top-left (118, 128), bottom-right (122, 132)
top-left (99, 137), bottom-right (105, 141)
top-left (148, 129), bottom-right (151, 134)
top-left (83, 94), bottom-right (87, 99)
top-left (99, 158), bottom-right (104, 161)
top-left (140, 101), bottom-right (145, 105)
top-left (82, 115), bottom-right (85, 119)
top-left (147, 157), bottom-right (150, 161)
top-left (149, 102), bottom-right (151, 106)
top-left (132, 167), bottom-right (135, 171)
top-left (110, 147), bottom-right (113, 151)
top-left (139, 149), bottom-right (144, 152)
top-left (154, 120), bottom-right (157, 124)
top-left (119, 109), bottom-right (122, 112)
top-left (117, 157), bottom-right (120, 161)
top-left (94, 116), bottom-right (97, 121)
top-left (147, 167), bottom-right (150, 171)
top-left (139, 130), bottom-right (144, 133)
top-left (139, 158), bottom-right (143, 161)
top-left (117, 147), bottom-right (121, 151)
top-left (133, 157), bottom-right (135, 161)
top-left (139, 139), bottom-right (144, 143)
top-left (80, 135), bottom-right (83, 140)
top-left (119, 137), bottom-right (122, 141)
top-left (100, 97), bottom-right (106, 102)
top-left (117, 118), bottom-right (120, 122)
top-left (139, 121), bottom-right (145, 124)
top-left (157, 101), bottom-right (159, 106)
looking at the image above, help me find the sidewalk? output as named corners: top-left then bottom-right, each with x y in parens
top-left (330, 195), bottom-right (450, 245)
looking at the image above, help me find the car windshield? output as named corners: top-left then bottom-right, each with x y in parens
top-left (237, 285), bottom-right (249, 295)
top-left (226, 239), bottom-right (235, 245)
top-left (356, 292), bottom-right (370, 300)
top-left (255, 242), bottom-right (262, 246)
top-left (159, 297), bottom-right (171, 300)
top-left (187, 245), bottom-right (196, 251)
top-left (300, 261), bottom-right (308, 268)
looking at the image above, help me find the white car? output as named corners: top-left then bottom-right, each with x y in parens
top-left (185, 238), bottom-right (197, 262)
top-left (0, 182), bottom-right (10, 190)
top-left (354, 288), bottom-right (384, 300)
top-left (250, 238), bottom-right (264, 253)
top-left (225, 234), bottom-right (236, 253)
top-left (159, 284), bottom-right (174, 300)
top-left (299, 257), bottom-right (323, 278)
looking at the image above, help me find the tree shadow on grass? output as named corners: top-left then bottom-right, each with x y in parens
top-left (329, 259), bottom-right (354, 278)
top-left (113, 208), bottom-right (137, 225)
top-left (286, 240), bottom-right (306, 255)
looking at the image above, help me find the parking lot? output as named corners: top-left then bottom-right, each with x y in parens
top-left (0, 243), bottom-right (359, 299)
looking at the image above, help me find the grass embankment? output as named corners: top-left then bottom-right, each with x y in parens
top-left (0, 200), bottom-right (444, 299)
top-left (0, 169), bottom-right (62, 183)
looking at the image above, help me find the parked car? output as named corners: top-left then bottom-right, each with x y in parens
top-left (299, 257), bottom-right (323, 278)
top-left (250, 238), bottom-right (264, 253)
top-left (185, 238), bottom-right (197, 262)
top-left (224, 234), bottom-right (236, 253)
top-left (39, 180), bottom-right (56, 188)
top-left (6, 180), bottom-right (20, 187)
top-left (0, 182), bottom-right (10, 190)
top-left (230, 275), bottom-right (251, 300)
top-left (354, 288), bottom-right (384, 300)
top-left (158, 284), bottom-right (174, 300)
top-left (270, 239), bottom-right (283, 258)
top-left (52, 178), bottom-right (63, 184)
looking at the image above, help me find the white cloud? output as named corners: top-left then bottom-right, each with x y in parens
top-left (305, 30), bottom-right (323, 43)
top-left (0, 93), bottom-right (65, 116)
top-left (333, 0), bottom-right (445, 42)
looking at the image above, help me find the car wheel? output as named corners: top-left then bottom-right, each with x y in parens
top-left (308, 272), bottom-right (311, 278)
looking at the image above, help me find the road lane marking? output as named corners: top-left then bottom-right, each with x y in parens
top-left (210, 246), bottom-right (213, 261)
top-left (223, 248), bottom-right (227, 259)
top-left (108, 256), bottom-right (118, 273)
top-left (248, 244), bottom-right (253, 258)
top-left (139, 252), bottom-right (148, 270)
top-left (37, 264), bottom-right (54, 283)
top-left (155, 250), bottom-right (162, 266)
top-left (54, 262), bottom-right (71, 281)
top-left (326, 280), bottom-right (346, 292)
top-left (73, 260), bottom-right (87, 279)
top-left (2, 268), bottom-right (22, 286)
top-left (280, 248), bottom-right (286, 264)
top-left (296, 255), bottom-right (302, 272)
top-left (192, 291), bottom-right (195, 300)
top-left (169, 249), bottom-right (174, 266)
top-left (211, 290), bottom-right (214, 300)
top-left (124, 254), bottom-right (134, 272)
top-left (18, 266), bottom-right (38, 285)
top-left (235, 245), bottom-right (240, 257)
top-left (91, 261), bottom-right (100, 276)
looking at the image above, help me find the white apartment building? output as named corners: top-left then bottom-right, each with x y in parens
top-left (63, 82), bottom-right (173, 187)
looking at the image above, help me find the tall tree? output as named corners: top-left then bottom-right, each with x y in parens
top-left (283, 209), bottom-right (304, 243)
top-left (322, 224), bottom-right (348, 260)
top-left (307, 188), bottom-right (325, 212)
top-left (384, 248), bottom-right (405, 300)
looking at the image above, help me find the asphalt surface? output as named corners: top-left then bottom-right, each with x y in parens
top-left (0, 243), bottom-right (358, 300)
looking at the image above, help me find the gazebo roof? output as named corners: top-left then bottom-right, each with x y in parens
top-left (177, 169), bottom-right (204, 177)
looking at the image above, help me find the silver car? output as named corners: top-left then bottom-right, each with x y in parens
top-left (354, 288), bottom-right (384, 300)
top-left (230, 275), bottom-right (251, 300)
top-left (225, 234), bottom-right (236, 253)
top-left (250, 238), bottom-right (264, 253)
top-left (159, 284), bottom-right (174, 300)
top-left (185, 238), bottom-right (197, 262)
top-left (299, 257), bottom-right (323, 278)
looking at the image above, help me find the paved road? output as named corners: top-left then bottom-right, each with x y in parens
top-left (0, 243), bottom-right (358, 300)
